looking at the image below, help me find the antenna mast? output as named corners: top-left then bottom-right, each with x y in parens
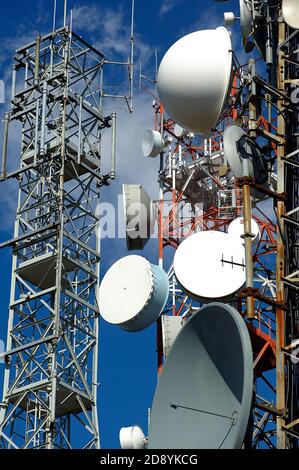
top-left (0, 0), bottom-right (134, 449)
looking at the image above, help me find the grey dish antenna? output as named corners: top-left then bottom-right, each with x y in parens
top-left (148, 303), bottom-right (253, 449)
top-left (239, 0), bottom-right (255, 52)
top-left (224, 125), bottom-right (268, 191)
top-left (123, 184), bottom-right (156, 251)
top-left (236, 1), bottom-right (267, 58)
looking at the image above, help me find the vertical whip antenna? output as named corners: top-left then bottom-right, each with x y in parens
top-left (70, 8), bottom-right (73, 37)
top-left (64, 0), bottom-right (68, 28)
top-left (155, 48), bottom-right (158, 87)
top-left (52, 0), bottom-right (57, 32)
top-left (129, 0), bottom-right (135, 112)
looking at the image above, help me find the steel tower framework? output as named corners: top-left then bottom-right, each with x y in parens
top-left (147, 1), bottom-right (299, 448)
top-left (152, 93), bottom-right (280, 449)
top-left (0, 16), bottom-right (131, 447)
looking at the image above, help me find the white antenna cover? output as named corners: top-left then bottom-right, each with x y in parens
top-left (173, 231), bottom-right (246, 301)
top-left (142, 129), bottom-right (164, 158)
top-left (123, 184), bottom-right (156, 251)
top-left (228, 217), bottom-right (260, 246)
top-left (98, 256), bottom-right (169, 332)
top-left (224, 12), bottom-right (237, 26)
top-left (157, 27), bottom-right (233, 136)
top-left (161, 315), bottom-right (184, 359)
top-left (119, 426), bottom-right (146, 449)
top-left (173, 124), bottom-right (185, 139)
top-left (282, 0), bottom-right (299, 30)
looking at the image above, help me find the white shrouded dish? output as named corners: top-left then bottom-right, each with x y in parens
top-left (282, 0), bottom-right (299, 30)
top-left (99, 255), bottom-right (169, 332)
top-left (157, 27), bottom-right (233, 136)
top-left (119, 426), bottom-right (146, 450)
top-left (142, 129), bottom-right (164, 158)
top-left (173, 231), bottom-right (246, 301)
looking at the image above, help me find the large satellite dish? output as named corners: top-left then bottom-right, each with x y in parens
top-left (119, 426), bottom-right (146, 449)
top-left (142, 130), bottom-right (164, 158)
top-left (228, 216), bottom-right (260, 246)
top-left (157, 27), bottom-right (233, 136)
top-left (173, 231), bottom-right (246, 302)
top-left (282, 0), bottom-right (299, 30)
top-left (123, 184), bottom-right (156, 251)
top-left (224, 125), bottom-right (268, 186)
top-left (98, 255), bottom-right (169, 332)
top-left (148, 303), bottom-right (253, 449)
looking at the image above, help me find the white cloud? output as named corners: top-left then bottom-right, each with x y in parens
top-left (159, 0), bottom-right (184, 16)
top-left (101, 93), bottom-right (159, 200)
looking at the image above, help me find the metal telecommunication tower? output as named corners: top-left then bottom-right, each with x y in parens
top-left (141, 0), bottom-right (299, 449)
top-left (0, 1), bottom-right (134, 449)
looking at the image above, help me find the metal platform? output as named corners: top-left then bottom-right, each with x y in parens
top-left (17, 252), bottom-right (78, 289)
top-left (8, 381), bottom-right (93, 417)
top-left (22, 140), bottom-right (99, 181)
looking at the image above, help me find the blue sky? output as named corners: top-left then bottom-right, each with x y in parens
top-left (0, 0), bottom-right (245, 449)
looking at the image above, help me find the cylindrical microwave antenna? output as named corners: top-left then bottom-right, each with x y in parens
top-left (98, 255), bottom-right (169, 332)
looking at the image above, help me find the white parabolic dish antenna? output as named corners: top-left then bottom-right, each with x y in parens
top-left (98, 255), bottom-right (169, 332)
top-left (148, 303), bottom-right (254, 449)
top-left (157, 27), bottom-right (233, 135)
top-left (119, 426), bottom-right (146, 450)
top-left (228, 217), bottom-right (260, 246)
top-left (173, 231), bottom-right (246, 302)
top-left (282, 0), bottom-right (299, 30)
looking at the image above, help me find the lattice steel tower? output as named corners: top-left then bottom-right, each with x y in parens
top-left (0, 3), bottom-right (133, 448)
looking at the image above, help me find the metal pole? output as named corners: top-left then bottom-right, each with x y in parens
top-left (1, 112), bottom-right (10, 179)
top-left (276, 17), bottom-right (287, 450)
top-left (129, 0), bottom-right (135, 112)
top-left (34, 99), bottom-right (40, 166)
top-left (64, 0), bottom-right (68, 28)
top-left (93, 206), bottom-right (101, 449)
top-left (243, 57), bottom-right (257, 320)
top-left (52, 0), bottom-right (57, 32)
top-left (242, 183), bottom-right (255, 319)
top-left (77, 96), bottom-right (82, 164)
top-left (34, 34), bottom-right (41, 86)
top-left (40, 82), bottom-right (48, 156)
top-left (110, 112), bottom-right (117, 180)
top-left (265, 2), bottom-right (273, 66)
top-left (11, 66), bottom-right (16, 103)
